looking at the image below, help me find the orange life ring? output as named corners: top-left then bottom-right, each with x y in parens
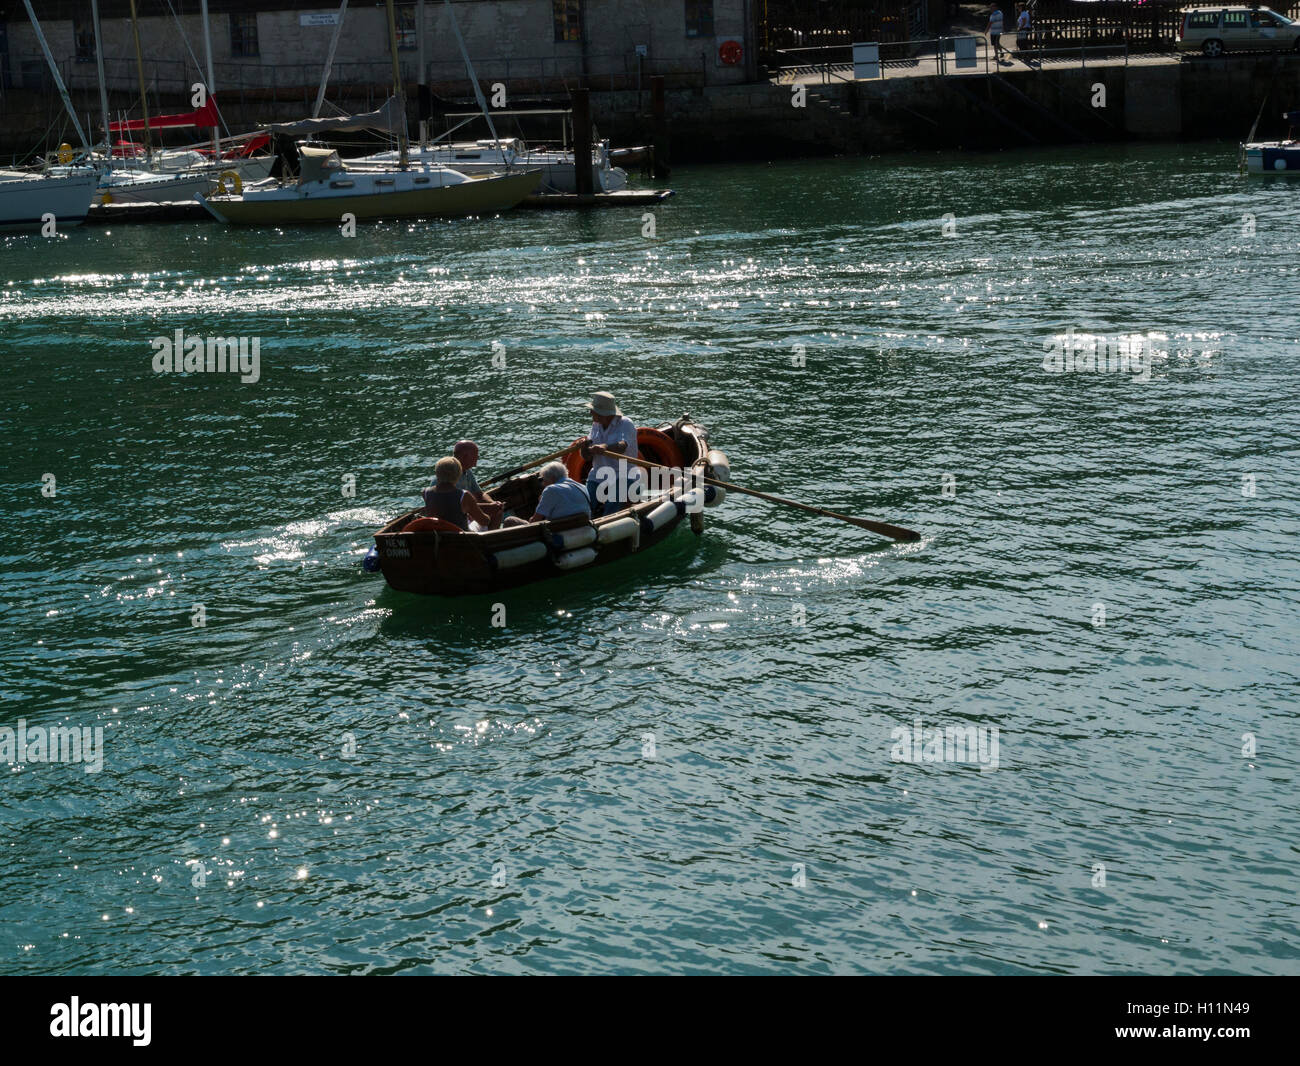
top-left (719, 40), bottom-right (744, 66)
top-left (564, 427), bottom-right (685, 482)
top-left (404, 515), bottom-right (463, 533)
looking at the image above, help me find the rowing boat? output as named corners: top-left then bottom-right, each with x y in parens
top-left (369, 416), bottom-right (730, 596)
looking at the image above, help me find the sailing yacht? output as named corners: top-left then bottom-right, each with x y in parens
top-left (198, 144), bottom-right (539, 224)
top-left (0, 168), bottom-right (97, 230)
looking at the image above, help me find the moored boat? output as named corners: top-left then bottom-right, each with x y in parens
top-left (0, 167), bottom-right (97, 230)
top-left (197, 146), bottom-right (542, 224)
top-left (370, 418), bottom-right (730, 596)
top-left (1243, 110), bottom-right (1300, 174)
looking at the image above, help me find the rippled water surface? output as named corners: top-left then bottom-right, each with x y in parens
top-left (2, 143), bottom-right (1297, 974)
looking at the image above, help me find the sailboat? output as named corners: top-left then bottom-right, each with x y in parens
top-left (2, 1), bottom-right (95, 229)
top-left (197, 1), bottom-right (540, 225)
top-left (0, 169), bottom-right (97, 230)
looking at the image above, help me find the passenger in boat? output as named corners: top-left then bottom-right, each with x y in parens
top-left (579, 391), bottom-right (643, 516)
top-left (422, 457), bottom-right (492, 532)
top-left (501, 462), bottom-right (591, 527)
top-left (451, 439), bottom-right (504, 529)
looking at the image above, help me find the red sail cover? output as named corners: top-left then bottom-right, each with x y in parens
top-left (108, 95), bottom-right (220, 132)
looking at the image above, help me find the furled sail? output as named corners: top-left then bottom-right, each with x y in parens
top-left (268, 96), bottom-right (407, 137)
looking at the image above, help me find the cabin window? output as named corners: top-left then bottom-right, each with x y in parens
top-left (553, 0), bottom-right (583, 43)
top-left (1186, 11), bottom-right (1219, 28)
top-left (230, 13), bottom-right (259, 58)
top-left (1222, 11), bottom-right (1248, 29)
top-left (685, 0), bottom-right (714, 38)
top-left (74, 19), bottom-right (95, 63)
top-left (397, 4), bottom-right (417, 50)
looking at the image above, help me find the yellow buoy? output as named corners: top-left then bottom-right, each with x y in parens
top-left (57, 143), bottom-right (74, 164)
top-left (217, 170), bottom-right (242, 196)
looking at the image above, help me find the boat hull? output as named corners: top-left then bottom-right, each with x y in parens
top-left (1243, 143), bottom-right (1300, 174)
top-left (200, 167), bottom-right (542, 224)
top-left (0, 169), bottom-right (96, 230)
top-left (372, 420), bottom-right (723, 597)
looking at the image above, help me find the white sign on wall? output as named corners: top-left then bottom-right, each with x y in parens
top-left (300, 13), bottom-right (340, 27)
top-left (852, 42), bottom-right (880, 81)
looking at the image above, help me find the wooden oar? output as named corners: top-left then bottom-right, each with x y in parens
top-left (593, 447), bottom-right (922, 543)
top-left (480, 442), bottom-right (584, 487)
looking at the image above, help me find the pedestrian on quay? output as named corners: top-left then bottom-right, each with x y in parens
top-left (987, 3), bottom-right (1006, 63)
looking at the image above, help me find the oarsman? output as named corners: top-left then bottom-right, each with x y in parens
top-left (579, 391), bottom-right (642, 516)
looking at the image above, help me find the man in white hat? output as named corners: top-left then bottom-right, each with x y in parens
top-left (579, 390), bottom-right (642, 516)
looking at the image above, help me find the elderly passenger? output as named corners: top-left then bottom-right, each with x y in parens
top-left (450, 439), bottom-right (504, 530)
top-left (422, 456), bottom-right (492, 531)
top-left (502, 461), bottom-right (591, 526)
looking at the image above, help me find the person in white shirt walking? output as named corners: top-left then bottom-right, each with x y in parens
top-left (579, 391), bottom-right (642, 516)
top-left (987, 3), bottom-right (1006, 62)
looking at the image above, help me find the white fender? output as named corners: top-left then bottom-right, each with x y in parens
top-left (676, 486), bottom-right (706, 514)
top-left (491, 541), bottom-right (548, 569)
top-left (706, 449), bottom-right (730, 506)
top-left (554, 546), bottom-right (598, 570)
top-left (552, 524), bottom-right (597, 550)
top-left (597, 515), bottom-right (640, 548)
top-left (640, 498), bottom-right (678, 534)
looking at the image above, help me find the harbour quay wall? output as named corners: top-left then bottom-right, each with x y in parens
top-left (1, 54), bottom-right (1293, 163)
top-left (590, 55), bottom-right (1299, 158)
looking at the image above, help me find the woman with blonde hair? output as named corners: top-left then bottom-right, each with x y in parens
top-left (422, 456), bottom-right (492, 531)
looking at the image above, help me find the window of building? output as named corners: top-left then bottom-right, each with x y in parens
top-left (553, 0), bottom-right (583, 43)
top-left (397, 5), bottom-right (417, 50)
top-left (230, 13), bottom-right (259, 58)
top-left (685, 0), bottom-right (714, 38)
top-left (74, 18), bottom-right (95, 63)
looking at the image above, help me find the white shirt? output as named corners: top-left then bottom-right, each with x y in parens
top-left (589, 415), bottom-right (640, 478)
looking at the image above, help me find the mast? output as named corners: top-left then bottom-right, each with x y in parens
top-left (21, 0), bottom-right (91, 155)
top-left (384, 0), bottom-right (408, 169)
top-left (442, 0), bottom-right (502, 152)
top-left (200, 0), bottom-right (220, 160)
top-left (312, 0), bottom-right (350, 118)
top-left (417, 0), bottom-right (427, 149)
top-left (128, 0), bottom-right (154, 163)
top-left (91, 0), bottom-right (111, 169)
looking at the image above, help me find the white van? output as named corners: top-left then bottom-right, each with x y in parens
top-left (1176, 6), bottom-right (1300, 55)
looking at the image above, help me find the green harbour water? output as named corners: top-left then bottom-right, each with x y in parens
top-left (1, 141), bottom-right (1297, 974)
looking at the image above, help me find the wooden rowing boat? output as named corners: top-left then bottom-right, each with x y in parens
top-left (370, 417), bottom-right (730, 597)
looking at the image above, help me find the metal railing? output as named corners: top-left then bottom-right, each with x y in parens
top-left (774, 36), bottom-right (1155, 83)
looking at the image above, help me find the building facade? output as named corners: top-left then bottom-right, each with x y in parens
top-left (0, 1), bottom-right (757, 98)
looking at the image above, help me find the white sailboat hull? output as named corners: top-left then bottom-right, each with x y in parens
top-left (0, 168), bottom-right (96, 230)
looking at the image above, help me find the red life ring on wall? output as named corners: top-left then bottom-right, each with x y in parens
top-left (719, 40), bottom-right (744, 66)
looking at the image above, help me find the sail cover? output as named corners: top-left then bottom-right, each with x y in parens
top-left (109, 95), bottom-right (220, 132)
top-left (268, 96), bottom-right (406, 137)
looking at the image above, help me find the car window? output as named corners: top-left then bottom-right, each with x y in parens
top-left (1252, 13), bottom-right (1279, 26)
top-left (1223, 11), bottom-right (1249, 27)
top-left (1187, 12), bottom-right (1220, 28)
